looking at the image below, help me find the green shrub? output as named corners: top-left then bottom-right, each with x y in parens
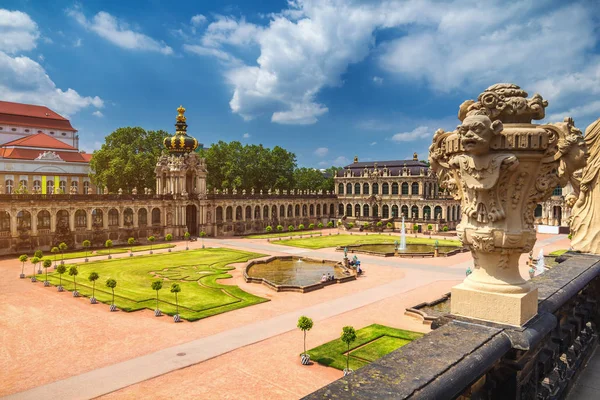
top-left (277, 225), bottom-right (284, 232)
top-left (413, 224), bottom-right (419, 232)
top-left (317, 222), bottom-right (323, 229)
top-left (376, 221), bottom-right (383, 227)
top-left (427, 224), bottom-right (433, 231)
top-left (386, 222), bottom-right (393, 229)
top-left (348, 222), bottom-right (354, 229)
top-left (165, 233), bottom-right (173, 241)
top-left (443, 226), bottom-right (449, 232)
top-left (309, 223), bottom-right (315, 229)
top-left (327, 221), bottom-right (334, 228)
top-left (288, 225), bottom-right (295, 232)
top-left (265, 226), bottom-right (273, 233)
top-left (299, 224), bottom-right (305, 230)
top-left (568, 233), bottom-right (573, 240)
top-left (363, 222), bottom-right (369, 228)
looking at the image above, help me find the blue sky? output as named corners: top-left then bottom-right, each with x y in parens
top-left (1, 0), bottom-right (599, 167)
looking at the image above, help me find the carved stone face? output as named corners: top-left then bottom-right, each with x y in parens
top-left (458, 115), bottom-right (499, 155)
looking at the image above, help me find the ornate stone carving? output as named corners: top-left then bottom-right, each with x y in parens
top-left (35, 151), bottom-right (64, 161)
top-left (429, 83), bottom-right (588, 325)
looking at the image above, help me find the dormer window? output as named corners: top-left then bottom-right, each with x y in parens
top-left (50, 132), bottom-right (55, 135)
top-left (11, 128), bottom-right (16, 131)
top-left (37, 130), bottom-right (43, 133)
top-left (25, 129), bottom-right (30, 133)
top-left (61, 132), bottom-right (66, 136)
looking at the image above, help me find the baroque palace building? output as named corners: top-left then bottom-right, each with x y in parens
top-left (0, 101), bottom-right (572, 256)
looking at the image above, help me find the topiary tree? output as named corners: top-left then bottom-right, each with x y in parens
top-left (265, 225), bottom-right (273, 233)
top-left (288, 225), bottom-right (295, 232)
top-left (165, 234), bottom-right (173, 252)
top-left (19, 254), bottom-right (28, 278)
top-left (297, 316), bottom-right (314, 365)
top-left (413, 224), bottom-right (419, 234)
top-left (68, 266), bottom-right (79, 295)
top-left (51, 246), bottom-right (59, 267)
top-left (184, 231), bottom-right (190, 250)
top-left (88, 272), bottom-right (99, 303)
top-left (363, 222), bottom-right (369, 229)
top-left (171, 283), bottom-right (181, 322)
top-left (200, 231), bottom-right (207, 249)
top-left (327, 221), bottom-right (334, 228)
top-left (30, 256), bottom-right (40, 282)
top-left (82, 240), bottom-right (91, 262)
top-left (151, 280), bottom-right (163, 316)
top-left (427, 224), bottom-right (433, 231)
top-left (318, 222), bottom-right (323, 229)
top-left (309, 223), bottom-right (315, 230)
top-left (348, 222), bottom-right (354, 229)
top-left (127, 237), bottom-right (135, 253)
top-left (341, 326), bottom-right (357, 375)
top-left (58, 242), bottom-right (67, 264)
top-left (277, 225), bottom-right (284, 232)
top-left (443, 225), bottom-right (449, 232)
top-left (568, 233), bottom-right (573, 240)
top-left (376, 221), bottom-right (383, 228)
top-left (43, 259), bottom-right (52, 286)
top-left (34, 249), bottom-right (43, 259)
top-left (386, 222), bottom-right (393, 230)
top-left (105, 239), bottom-right (113, 259)
top-left (299, 224), bottom-right (305, 230)
top-left (56, 265), bottom-right (67, 291)
top-left (106, 278), bottom-right (117, 311)
top-left (148, 236), bottom-right (155, 253)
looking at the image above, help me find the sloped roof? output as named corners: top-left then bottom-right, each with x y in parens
top-left (0, 148), bottom-right (90, 163)
top-left (0, 101), bottom-right (76, 131)
top-left (2, 133), bottom-right (77, 150)
top-left (337, 159), bottom-right (429, 177)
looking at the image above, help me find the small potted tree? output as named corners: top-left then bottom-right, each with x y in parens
top-left (105, 239), bottom-right (113, 259)
top-left (443, 225), bottom-right (449, 232)
top-left (327, 221), bottom-right (334, 228)
top-left (309, 223), bottom-right (315, 230)
top-left (341, 326), bottom-right (357, 376)
top-left (106, 278), bottom-right (117, 311)
top-left (376, 221), bottom-right (383, 231)
top-left (288, 225), bottom-right (295, 232)
top-left (30, 256), bottom-right (40, 282)
top-left (363, 222), bottom-right (370, 230)
top-left (148, 236), bottom-right (155, 254)
top-left (165, 234), bottom-right (173, 252)
top-left (265, 225), bottom-right (273, 233)
top-left (277, 224), bottom-right (284, 232)
top-left (427, 224), bottom-right (433, 235)
top-left (19, 254), bottom-right (27, 279)
top-left (317, 222), bottom-right (323, 229)
top-left (200, 231), bottom-right (207, 249)
top-left (69, 266), bottom-right (79, 297)
top-left (127, 237), bottom-right (135, 257)
top-left (348, 222), bottom-right (354, 230)
top-left (56, 265), bottom-right (66, 291)
top-left (184, 231), bottom-right (190, 250)
top-left (152, 280), bottom-right (163, 316)
top-left (58, 242), bottom-right (67, 265)
top-left (88, 272), bottom-right (99, 304)
top-left (43, 259), bottom-right (52, 286)
top-left (298, 224), bottom-right (305, 231)
top-left (82, 240), bottom-right (91, 262)
top-left (171, 283), bottom-right (181, 322)
top-left (386, 222), bottom-right (393, 231)
top-left (34, 250), bottom-right (43, 274)
top-left (413, 224), bottom-right (419, 237)
top-left (297, 316), bottom-right (314, 365)
top-left (51, 246), bottom-right (59, 268)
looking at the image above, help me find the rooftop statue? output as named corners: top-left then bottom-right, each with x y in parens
top-left (429, 83), bottom-right (588, 326)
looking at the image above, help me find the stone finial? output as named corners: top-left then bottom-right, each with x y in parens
top-left (268, 188), bottom-right (272, 195)
top-left (242, 189), bottom-right (246, 195)
top-left (103, 186), bottom-right (108, 195)
top-left (148, 189), bottom-right (153, 195)
top-left (118, 188), bottom-right (123, 195)
top-left (413, 152), bottom-right (418, 161)
top-left (429, 83), bottom-right (588, 326)
top-left (132, 187), bottom-right (137, 195)
top-left (232, 188), bottom-right (237, 195)
top-left (354, 156), bottom-right (358, 163)
top-left (251, 188), bottom-right (255, 195)
top-left (260, 189), bottom-right (263, 195)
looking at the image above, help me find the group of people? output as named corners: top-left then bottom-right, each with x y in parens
top-left (349, 255), bottom-right (363, 275)
top-left (321, 273), bottom-right (336, 282)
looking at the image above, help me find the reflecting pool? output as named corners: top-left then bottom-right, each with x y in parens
top-left (247, 257), bottom-right (347, 286)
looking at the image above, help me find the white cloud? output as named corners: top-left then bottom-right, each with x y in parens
top-left (38, 54), bottom-right (44, 61)
top-left (67, 8), bottom-right (173, 55)
top-left (183, 44), bottom-right (240, 64)
top-left (314, 147), bottom-right (328, 157)
top-left (243, 132), bottom-right (250, 138)
top-left (74, 38), bottom-right (82, 47)
top-left (372, 76), bottom-right (383, 85)
top-left (333, 156), bottom-right (349, 166)
top-left (191, 14), bottom-right (207, 26)
top-left (0, 9), bottom-right (39, 53)
top-left (370, 141), bottom-right (377, 146)
top-left (390, 126), bottom-right (430, 142)
top-left (92, 110), bottom-right (104, 117)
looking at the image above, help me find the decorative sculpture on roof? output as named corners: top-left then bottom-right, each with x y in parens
top-left (429, 83), bottom-right (588, 326)
top-left (35, 151), bottom-right (63, 161)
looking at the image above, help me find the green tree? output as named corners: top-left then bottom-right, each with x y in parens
top-left (293, 167), bottom-right (326, 191)
top-left (31, 256), bottom-right (40, 278)
top-left (51, 246), bottom-right (59, 266)
top-left (82, 240), bottom-right (91, 259)
top-left (327, 221), bottom-right (334, 228)
top-left (88, 272), bottom-right (99, 298)
top-left (317, 222), bottom-right (323, 229)
top-left (43, 259), bottom-right (52, 282)
top-left (89, 127), bottom-right (167, 192)
top-left (184, 231), bottom-right (190, 250)
top-left (321, 166), bottom-right (343, 192)
top-left (297, 316), bottom-right (314, 355)
top-left (57, 265), bottom-right (67, 287)
top-left (148, 236), bottom-right (155, 252)
top-left (105, 239), bottom-right (113, 257)
top-left (106, 278), bottom-right (117, 305)
top-left (288, 225), bottom-right (295, 232)
top-left (152, 280), bottom-right (163, 310)
top-left (341, 326), bottom-right (357, 372)
top-left (69, 266), bottom-right (79, 291)
top-left (127, 237), bottom-right (135, 252)
top-left (276, 225), bottom-right (283, 232)
top-left (199, 231), bottom-right (207, 249)
top-left (19, 254), bottom-right (28, 276)
top-left (34, 250), bottom-right (43, 259)
top-left (171, 283), bottom-right (181, 315)
top-left (298, 224), bottom-right (305, 230)
top-left (265, 226), bottom-right (273, 233)
top-left (58, 242), bottom-right (67, 263)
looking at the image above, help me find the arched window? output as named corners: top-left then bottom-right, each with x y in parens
top-left (92, 209), bottom-right (104, 226)
top-left (216, 206), bottom-right (223, 222)
top-left (254, 205), bottom-right (260, 219)
top-left (309, 204), bottom-right (314, 216)
top-left (534, 204), bottom-right (543, 218)
top-left (363, 183), bottom-right (369, 195)
top-left (18, 180), bottom-right (27, 192)
top-left (0, 211), bottom-right (10, 232)
top-left (338, 183), bottom-right (344, 194)
top-left (295, 204), bottom-right (300, 216)
top-left (451, 206), bottom-right (456, 221)
top-left (363, 204), bottom-right (370, 217)
top-left (70, 181), bottom-right (78, 194)
top-left (46, 179), bottom-right (54, 194)
top-left (236, 206), bottom-right (243, 220)
top-left (17, 210), bottom-right (31, 229)
top-left (83, 181), bottom-right (90, 194)
top-left (382, 205), bottom-right (389, 218)
top-left (338, 204), bottom-right (344, 216)
top-left (382, 183), bottom-right (389, 195)
top-left (226, 206), bottom-right (233, 221)
top-left (346, 183), bottom-right (352, 195)
top-left (57, 210), bottom-right (69, 226)
top-left (138, 208), bottom-right (148, 226)
top-left (33, 180), bottom-right (41, 193)
top-left (272, 205), bottom-right (277, 219)
top-left (124, 208), bottom-right (133, 226)
top-left (316, 204), bottom-right (321, 216)
top-left (411, 182), bottom-right (419, 195)
top-left (302, 204), bottom-right (308, 216)
top-left (423, 206), bottom-right (431, 219)
top-left (245, 206), bottom-right (252, 219)
top-left (346, 204), bottom-right (352, 216)
top-left (37, 210), bottom-right (51, 229)
top-left (434, 206), bottom-right (442, 219)
top-left (355, 204), bottom-right (360, 217)
top-left (373, 205), bottom-right (379, 217)
top-left (447, 206), bottom-right (451, 221)
top-left (330, 204), bottom-right (335, 215)
top-left (152, 208), bottom-right (161, 224)
top-left (411, 205), bottom-right (419, 219)
top-left (5, 179), bottom-right (13, 194)
top-left (263, 205), bottom-right (269, 219)
top-left (392, 205), bottom-right (399, 218)
top-left (372, 183), bottom-right (379, 195)
top-left (401, 182), bottom-right (409, 195)
top-left (108, 209), bottom-right (119, 227)
top-left (59, 180), bottom-right (67, 194)
top-left (287, 205), bottom-right (293, 217)
top-left (280, 205), bottom-right (285, 218)
top-left (401, 205), bottom-right (408, 217)
top-left (392, 183), bottom-right (399, 195)
top-left (354, 183), bottom-right (360, 195)
top-left (75, 210), bottom-right (87, 228)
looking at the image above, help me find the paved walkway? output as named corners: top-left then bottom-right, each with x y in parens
top-left (568, 346), bottom-right (600, 399)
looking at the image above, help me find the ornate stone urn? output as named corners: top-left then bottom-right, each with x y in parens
top-left (429, 83), bottom-right (587, 326)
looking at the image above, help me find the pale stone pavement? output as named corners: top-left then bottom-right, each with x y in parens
top-left (568, 346), bottom-right (600, 399)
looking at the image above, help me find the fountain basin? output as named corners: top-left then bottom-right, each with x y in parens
top-left (337, 243), bottom-right (465, 258)
top-left (405, 293), bottom-right (451, 325)
top-left (244, 256), bottom-right (356, 293)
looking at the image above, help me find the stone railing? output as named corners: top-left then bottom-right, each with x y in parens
top-left (207, 190), bottom-right (337, 200)
top-left (0, 194), bottom-right (174, 201)
top-left (304, 252), bottom-right (600, 400)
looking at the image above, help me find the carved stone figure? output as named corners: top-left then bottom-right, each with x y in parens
top-left (132, 187), bottom-right (138, 195)
top-left (429, 83), bottom-right (588, 326)
top-left (570, 118), bottom-right (600, 253)
top-left (118, 188), bottom-right (123, 195)
top-left (103, 186), bottom-right (108, 195)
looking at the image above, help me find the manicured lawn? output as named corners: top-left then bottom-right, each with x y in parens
top-left (307, 324), bottom-right (423, 371)
top-left (41, 248), bottom-right (268, 321)
top-left (278, 234), bottom-right (461, 249)
top-left (549, 249), bottom-right (568, 257)
top-left (245, 230), bottom-right (324, 239)
top-left (35, 243), bottom-right (175, 262)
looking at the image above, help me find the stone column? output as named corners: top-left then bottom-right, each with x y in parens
top-left (31, 210), bottom-right (38, 236)
top-left (68, 211), bottom-right (75, 231)
top-left (429, 83), bottom-right (587, 326)
top-left (118, 208), bottom-right (124, 228)
top-left (50, 211), bottom-right (57, 233)
top-left (10, 213), bottom-right (17, 237)
top-left (133, 210), bottom-right (139, 228)
top-left (86, 210), bottom-right (92, 230)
